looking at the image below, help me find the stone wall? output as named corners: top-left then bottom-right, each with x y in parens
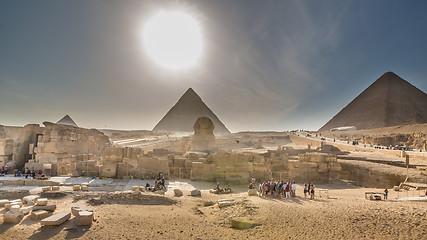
top-left (27, 122), bottom-right (110, 175)
top-left (0, 124), bottom-right (43, 168)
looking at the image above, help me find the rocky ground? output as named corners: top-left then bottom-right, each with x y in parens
top-left (1, 181), bottom-right (426, 240)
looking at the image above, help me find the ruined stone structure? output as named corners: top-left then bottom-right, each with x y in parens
top-left (188, 117), bottom-right (217, 153)
top-left (0, 124), bottom-right (43, 169)
top-left (27, 122), bottom-right (110, 176)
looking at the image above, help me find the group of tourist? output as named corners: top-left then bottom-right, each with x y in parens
top-left (1, 165), bottom-right (9, 174)
top-left (257, 180), bottom-right (316, 199)
top-left (146, 172), bottom-right (166, 192)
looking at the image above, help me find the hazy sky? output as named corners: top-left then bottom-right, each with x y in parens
top-left (1, 0), bottom-right (426, 132)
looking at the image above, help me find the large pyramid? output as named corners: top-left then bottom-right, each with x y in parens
top-left (319, 72), bottom-right (427, 131)
top-left (153, 88), bottom-right (230, 134)
top-left (56, 115), bottom-right (78, 127)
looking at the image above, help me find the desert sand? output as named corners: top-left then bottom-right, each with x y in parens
top-left (1, 181), bottom-right (426, 240)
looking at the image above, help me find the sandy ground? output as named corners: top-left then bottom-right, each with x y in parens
top-left (1, 181), bottom-right (426, 240)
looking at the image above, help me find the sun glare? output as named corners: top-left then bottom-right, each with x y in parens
top-left (143, 11), bottom-right (203, 70)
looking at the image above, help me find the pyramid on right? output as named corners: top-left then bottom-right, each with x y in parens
top-left (319, 72), bottom-right (427, 131)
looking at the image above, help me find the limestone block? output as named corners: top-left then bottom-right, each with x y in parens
top-left (217, 199), bottom-right (234, 207)
top-left (22, 195), bottom-right (40, 205)
top-left (5, 202), bottom-right (22, 210)
top-left (42, 186), bottom-right (52, 192)
top-left (138, 187), bottom-right (145, 192)
top-left (41, 212), bottom-right (71, 226)
top-left (31, 210), bottom-right (49, 220)
top-left (328, 163), bottom-right (341, 172)
top-left (173, 158), bottom-right (186, 168)
top-left (318, 163), bottom-right (328, 173)
top-left (248, 189), bottom-right (258, 196)
top-left (184, 159), bottom-right (193, 168)
top-left (73, 185), bottom-right (81, 191)
top-left (19, 206), bottom-right (32, 215)
top-left (174, 189), bottom-right (183, 197)
top-left (131, 186), bottom-right (139, 191)
top-left (81, 185), bottom-right (89, 191)
top-left (202, 201), bottom-right (215, 207)
top-left (253, 164), bottom-right (269, 172)
top-left (325, 155), bottom-right (337, 163)
top-left (71, 206), bottom-right (93, 217)
top-left (3, 210), bottom-right (24, 224)
top-left (0, 199), bottom-right (10, 207)
top-left (77, 211), bottom-right (93, 226)
top-left (231, 219), bottom-right (257, 229)
top-left (10, 205), bottom-right (21, 210)
top-left (307, 162), bottom-right (319, 168)
top-left (329, 171), bottom-right (340, 181)
top-left (190, 190), bottom-right (201, 197)
top-left (37, 198), bottom-right (48, 206)
top-left (74, 195), bottom-right (83, 200)
top-left (32, 205), bottom-right (56, 212)
top-left (100, 161), bottom-right (118, 178)
top-left (270, 163), bottom-right (286, 171)
top-left (52, 186), bottom-right (60, 191)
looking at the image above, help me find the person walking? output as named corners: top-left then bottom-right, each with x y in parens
top-left (384, 188), bottom-right (389, 200)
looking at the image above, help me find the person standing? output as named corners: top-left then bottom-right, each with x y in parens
top-left (310, 183), bottom-right (315, 199)
top-left (291, 182), bottom-right (296, 197)
top-left (384, 189), bottom-right (389, 200)
top-left (285, 183), bottom-right (290, 199)
top-left (304, 183), bottom-right (308, 198)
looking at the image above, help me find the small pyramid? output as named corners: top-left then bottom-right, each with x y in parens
top-left (319, 72), bottom-right (427, 131)
top-left (56, 115), bottom-right (78, 127)
top-left (153, 88), bottom-right (230, 134)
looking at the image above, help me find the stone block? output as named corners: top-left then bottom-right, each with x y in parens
top-left (37, 198), bottom-right (48, 206)
top-left (42, 186), bottom-right (52, 192)
top-left (81, 185), bottom-right (89, 191)
top-left (131, 186), bottom-right (139, 191)
top-left (31, 210), bottom-right (49, 220)
top-left (3, 210), bottom-right (24, 224)
top-left (41, 212), bottom-right (71, 226)
top-left (32, 205), bottom-right (56, 212)
top-left (202, 201), bottom-right (215, 207)
top-left (307, 162), bottom-right (319, 168)
top-left (5, 202), bottom-right (22, 210)
top-left (10, 205), bottom-right (21, 210)
top-left (71, 206), bottom-right (93, 217)
top-left (231, 219), bottom-right (257, 229)
top-left (52, 186), bottom-right (60, 191)
top-left (100, 161), bottom-right (118, 178)
top-left (19, 206), bottom-right (32, 215)
top-left (138, 186), bottom-right (145, 192)
top-left (217, 199), bottom-right (234, 207)
top-left (174, 189), bottom-right (183, 197)
top-left (190, 190), bottom-right (201, 197)
top-left (318, 163), bottom-right (328, 173)
top-left (328, 163), bottom-right (341, 172)
top-left (0, 199), bottom-right (9, 207)
top-left (132, 189), bottom-right (141, 196)
top-left (248, 189), bottom-right (258, 196)
top-left (22, 195), bottom-right (40, 205)
top-left (73, 185), bottom-right (81, 191)
top-left (77, 211), bottom-right (93, 226)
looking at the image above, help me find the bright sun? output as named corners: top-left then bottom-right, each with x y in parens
top-left (143, 11), bottom-right (203, 70)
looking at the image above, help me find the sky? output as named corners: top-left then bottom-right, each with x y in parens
top-left (1, 0), bottom-right (426, 132)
